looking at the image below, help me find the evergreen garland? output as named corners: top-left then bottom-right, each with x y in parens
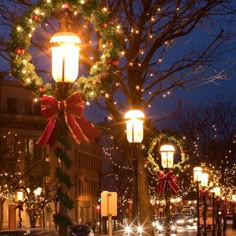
top-left (9, 0), bottom-right (122, 100)
top-left (145, 133), bottom-right (189, 174)
top-left (8, 0), bottom-right (123, 229)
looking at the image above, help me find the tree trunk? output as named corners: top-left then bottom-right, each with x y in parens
top-left (138, 148), bottom-right (155, 235)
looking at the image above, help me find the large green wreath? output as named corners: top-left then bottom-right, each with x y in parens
top-left (9, 0), bottom-right (122, 100)
top-left (8, 0), bottom-right (122, 228)
top-left (145, 133), bottom-right (189, 174)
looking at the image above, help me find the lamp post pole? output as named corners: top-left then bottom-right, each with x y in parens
top-left (193, 166), bottom-right (202, 236)
top-left (203, 190), bottom-right (207, 236)
top-left (196, 181), bottom-right (201, 236)
top-left (132, 142), bottom-right (138, 225)
top-left (201, 173), bottom-right (209, 236)
top-left (160, 144), bottom-right (175, 236)
top-left (125, 109), bottom-right (145, 226)
top-left (50, 15), bottom-right (80, 236)
top-left (16, 191), bottom-right (24, 228)
top-left (212, 191), bottom-right (216, 236)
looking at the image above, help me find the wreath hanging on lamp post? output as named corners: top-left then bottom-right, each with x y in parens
top-left (9, 0), bottom-right (122, 100)
top-left (9, 0), bottom-right (123, 230)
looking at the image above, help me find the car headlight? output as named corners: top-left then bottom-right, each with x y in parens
top-left (171, 225), bottom-right (176, 231)
top-left (137, 225), bottom-right (143, 234)
top-left (125, 226), bottom-right (132, 234)
top-left (177, 219), bottom-right (184, 224)
top-left (157, 225), bottom-right (163, 231)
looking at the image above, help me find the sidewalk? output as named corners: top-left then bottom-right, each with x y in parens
top-left (225, 227), bottom-right (236, 236)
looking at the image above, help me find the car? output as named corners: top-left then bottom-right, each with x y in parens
top-left (153, 218), bottom-right (177, 234)
top-left (184, 214), bottom-right (194, 226)
top-left (0, 230), bottom-right (28, 236)
top-left (69, 224), bottom-right (94, 236)
top-left (172, 213), bottom-right (188, 227)
top-left (0, 229), bottom-right (57, 236)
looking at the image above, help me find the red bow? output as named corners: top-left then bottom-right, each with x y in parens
top-left (37, 92), bottom-right (100, 146)
top-left (15, 203), bottom-right (23, 211)
top-left (199, 189), bottom-right (211, 200)
top-left (155, 171), bottom-right (180, 195)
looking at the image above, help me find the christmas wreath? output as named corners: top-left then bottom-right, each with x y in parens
top-left (8, 0), bottom-right (122, 227)
top-left (145, 133), bottom-right (189, 174)
top-left (9, 0), bottom-right (122, 100)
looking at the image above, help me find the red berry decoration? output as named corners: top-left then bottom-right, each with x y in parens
top-left (102, 23), bottom-right (108, 28)
top-left (63, 2), bottom-right (69, 9)
top-left (38, 86), bottom-right (45, 93)
top-left (32, 14), bottom-right (39, 21)
top-left (112, 60), bottom-right (119, 66)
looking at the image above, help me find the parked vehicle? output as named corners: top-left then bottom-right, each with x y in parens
top-left (172, 213), bottom-right (189, 227)
top-left (69, 224), bottom-right (94, 236)
top-left (184, 214), bottom-right (194, 226)
top-left (0, 230), bottom-right (27, 236)
top-left (0, 229), bottom-right (57, 236)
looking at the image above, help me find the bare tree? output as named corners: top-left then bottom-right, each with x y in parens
top-left (170, 97), bottom-right (236, 188)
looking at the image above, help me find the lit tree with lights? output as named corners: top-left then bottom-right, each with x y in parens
top-left (170, 98), bottom-right (236, 188)
top-left (1, 1), bottom-right (236, 234)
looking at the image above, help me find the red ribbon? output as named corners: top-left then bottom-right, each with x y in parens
top-left (15, 203), bottom-right (23, 211)
top-left (155, 171), bottom-right (180, 195)
top-left (37, 92), bottom-right (100, 146)
top-left (199, 189), bottom-right (211, 200)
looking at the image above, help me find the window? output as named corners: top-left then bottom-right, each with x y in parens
top-left (25, 99), bottom-right (33, 115)
top-left (7, 97), bottom-right (17, 113)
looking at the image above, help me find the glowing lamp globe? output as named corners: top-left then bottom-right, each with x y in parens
top-left (125, 109), bottom-right (145, 143)
top-left (193, 167), bottom-right (202, 182)
top-left (160, 144), bottom-right (175, 169)
top-left (34, 187), bottom-right (42, 196)
top-left (50, 32), bottom-right (80, 83)
top-left (201, 173), bottom-right (209, 187)
top-left (17, 191), bottom-right (24, 201)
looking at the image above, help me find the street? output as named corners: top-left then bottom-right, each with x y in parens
top-left (102, 224), bottom-right (236, 236)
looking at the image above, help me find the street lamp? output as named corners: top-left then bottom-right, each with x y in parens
top-left (232, 195), bottom-right (236, 229)
top-left (193, 166), bottom-right (202, 236)
top-left (211, 187), bottom-right (217, 236)
top-left (160, 143), bottom-right (175, 236)
top-left (50, 31), bottom-right (80, 98)
top-left (125, 109), bottom-right (145, 225)
top-left (201, 173), bottom-right (209, 236)
top-left (50, 27), bottom-right (80, 236)
top-left (16, 191), bottom-right (24, 228)
top-left (160, 144), bottom-right (175, 169)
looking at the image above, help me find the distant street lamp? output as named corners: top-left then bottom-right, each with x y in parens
top-left (160, 144), bottom-right (175, 169)
top-left (211, 186), bottom-right (220, 236)
top-left (125, 109), bottom-right (145, 225)
top-left (232, 195), bottom-right (236, 229)
top-left (214, 187), bottom-right (221, 236)
top-left (160, 144), bottom-right (175, 236)
top-left (193, 166), bottom-right (202, 236)
top-left (16, 191), bottom-right (24, 228)
top-left (201, 173), bottom-right (209, 236)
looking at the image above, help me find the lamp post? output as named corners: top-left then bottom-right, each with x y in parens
top-left (193, 166), bottom-right (203, 236)
top-left (232, 195), bottom-right (236, 229)
top-left (50, 22), bottom-right (80, 236)
top-left (214, 187), bottom-right (221, 236)
top-left (125, 109), bottom-right (145, 225)
top-left (211, 187), bottom-right (217, 236)
top-left (201, 173), bottom-right (209, 236)
top-left (16, 191), bottom-right (24, 228)
top-left (160, 144), bottom-right (175, 236)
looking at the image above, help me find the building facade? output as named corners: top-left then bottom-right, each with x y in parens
top-left (0, 77), bottom-right (102, 230)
